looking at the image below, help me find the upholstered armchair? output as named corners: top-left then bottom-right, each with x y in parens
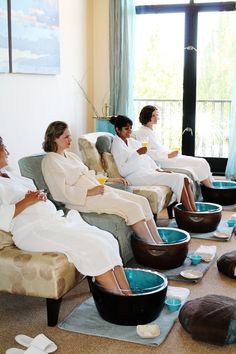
top-left (78, 132), bottom-right (174, 218)
top-left (0, 152), bottom-right (136, 327)
top-left (18, 154), bottom-right (134, 263)
top-left (0, 226), bottom-right (79, 327)
top-left (0, 155), bottom-right (79, 327)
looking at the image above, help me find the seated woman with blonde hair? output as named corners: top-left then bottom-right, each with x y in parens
top-left (136, 105), bottom-right (213, 188)
top-left (42, 121), bottom-right (163, 245)
top-left (0, 136), bottom-right (131, 295)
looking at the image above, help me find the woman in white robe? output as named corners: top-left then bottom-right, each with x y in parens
top-left (136, 105), bottom-right (212, 187)
top-left (110, 115), bottom-right (197, 212)
top-left (0, 137), bottom-right (131, 295)
top-left (41, 121), bottom-right (163, 245)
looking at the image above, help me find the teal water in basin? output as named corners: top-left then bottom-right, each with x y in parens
top-left (125, 268), bottom-right (167, 294)
top-left (212, 181), bottom-right (236, 189)
top-left (157, 227), bottom-right (189, 243)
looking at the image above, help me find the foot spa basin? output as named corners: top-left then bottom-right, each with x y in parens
top-left (131, 228), bottom-right (190, 270)
top-left (89, 268), bottom-right (168, 325)
top-left (174, 202), bottom-right (222, 233)
top-left (201, 180), bottom-right (236, 206)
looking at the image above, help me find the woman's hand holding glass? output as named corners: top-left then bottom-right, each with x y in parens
top-left (137, 146), bottom-right (147, 155)
top-left (140, 136), bottom-right (149, 148)
top-left (168, 150), bottom-right (179, 158)
top-left (96, 171), bottom-right (108, 185)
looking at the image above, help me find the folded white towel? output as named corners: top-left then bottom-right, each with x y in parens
top-left (166, 286), bottom-right (190, 302)
top-left (195, 245), bottom-right (217, 262)
top-left (136, 324), bottom-right (160, 339)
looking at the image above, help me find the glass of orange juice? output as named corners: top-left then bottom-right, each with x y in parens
top-left (140, 136), bottom-right (149, 148)
top-left (96, 172), bottom-right (108, 185)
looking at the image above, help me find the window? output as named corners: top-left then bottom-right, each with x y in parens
top-left (134, 1), bottom-right (236, 173)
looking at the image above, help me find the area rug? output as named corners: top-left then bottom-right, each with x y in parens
top-left (58, 286), bottom-right (189, 347)
top-left (127, 250), bottom-right (214, 283)
top-left (168, 219), bottom-right (233, 241)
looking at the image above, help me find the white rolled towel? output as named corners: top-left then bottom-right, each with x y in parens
top-left (195, 245), bottom-right (217, 262)
top-left (166, 286), bottom-right (190, 302)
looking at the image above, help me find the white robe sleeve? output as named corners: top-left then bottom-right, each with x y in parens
top-left (0, 185), bottom-right (15, 232)
top-left (136, 126), bottom-right (169, 160)
top-left (148, 133), bottom-right (169, 160)
top-left (111, 136), bottom-right (142, 177)
top-left (42, 154), bottom-right (88, 206)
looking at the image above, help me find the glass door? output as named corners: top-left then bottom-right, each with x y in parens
top-left (194, 10), bottom-right (236, 172)
top-left (135, 1), bottom-right (236, 174)
top-left (134, 12), bottom-right (185, 151)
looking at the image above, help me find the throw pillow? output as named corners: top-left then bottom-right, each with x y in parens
top-left (78, 137), bottom-right (103, 172)
top-left (102, 152), bottom-right (121, 178)
top-left (96, 135), bottom-right (113, 154)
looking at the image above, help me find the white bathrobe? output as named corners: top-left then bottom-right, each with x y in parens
top-left (136, 126), bottom-right (212, 182)
top-left (111, 135), bottom-right (189, 202)
top-left (0, 173), bottom-right (122, 276)
top-left (42, 152), bottom-right (153, 225)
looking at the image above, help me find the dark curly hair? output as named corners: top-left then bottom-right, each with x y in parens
top-left (139, 105), bottom-right (158, 125)
top-left (42, 121), bottom-right (68, 152)
top-left (109, 115), bottom-right (133, 134)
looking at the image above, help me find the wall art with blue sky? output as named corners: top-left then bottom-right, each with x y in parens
top-left (0, 0), bottom-right (60, 74)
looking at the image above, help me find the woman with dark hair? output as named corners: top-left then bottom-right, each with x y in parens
top-left (110, 115), bottom-right (197, 212)
top-left (0, 136), bottom-right (131, 295)
top-left (136, 105), bottom-right (212, 188)
top-left (42, 121), bottom-right (163, 245)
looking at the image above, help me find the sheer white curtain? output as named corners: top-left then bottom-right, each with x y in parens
top-left (225, 2), bottom-right (236, 180)
top-left (109, 0), bottom-right (136, 119)
top-left (226, 63), bottom-right (236, 180)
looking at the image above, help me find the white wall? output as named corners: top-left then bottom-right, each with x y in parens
top-left (0, 0), bottom-right (91, 171)
top-left (0, 0), bottom-right (111, 171)
top-left (92, 0), bottom-right (110, 125)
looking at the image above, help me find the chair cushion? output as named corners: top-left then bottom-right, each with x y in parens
top-left (0, 229), bottom-right (13, 250)
top-left (18, 154), bottom-right (47, 190)
top-left (132, 185), bottom-right (172, 215)
top-left (102, 152), bottom-right (121, 178)
top-left (0, 246), bottom-right (78, 298)
top-left (78, 137), bottom-right (104, 172)
top-left (78, 132), bottom-right (114, 172)
top-left (217, 250), bottom-right (236, 279)
top-left (179, 294), bottom-right (236, 345)
top-left (18, 154), bottom-right (66, 211)
top-left (96, 135), bottom-right (113, 154)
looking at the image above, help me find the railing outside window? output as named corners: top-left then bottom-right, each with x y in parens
top-left (133, 99), bottom-right (231, 157)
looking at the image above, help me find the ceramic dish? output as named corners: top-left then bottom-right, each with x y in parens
top-left (188, 254), bottom-right (202, 265)
top-left (180, 270), bottom-right (203, 280)
top-left (165, 297), bottom-right (182, 312)
top-left (213, 231), bottom-right (229, 239)
top-left (227, 219), bottom-right (236, 227)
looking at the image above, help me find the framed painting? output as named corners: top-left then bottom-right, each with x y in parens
top-left (0, 0), bottom-right (9, 73)
top-left (11, 0), bottom-right (60, 74)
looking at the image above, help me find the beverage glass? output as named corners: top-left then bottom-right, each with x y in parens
top-left (140, 136), bottom-right (149, 148)
top-left (96, 172), bottom-right (108, 185)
